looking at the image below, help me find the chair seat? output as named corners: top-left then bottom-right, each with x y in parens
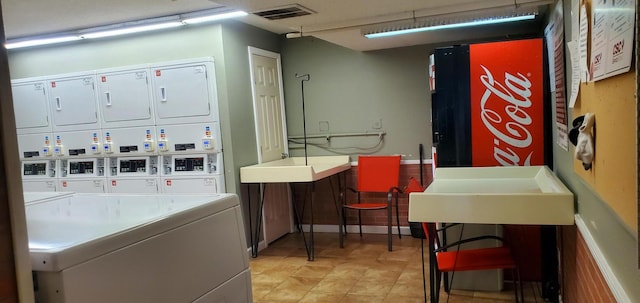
top-left (344, 203), bottom-right (387, 210)
top-left (436, 246), bottom-right (516, 272)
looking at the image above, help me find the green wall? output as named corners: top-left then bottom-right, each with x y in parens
top-left (218, 21), bottom-right (280, 193)
top-left (280, 37), bottom-right (432, 161)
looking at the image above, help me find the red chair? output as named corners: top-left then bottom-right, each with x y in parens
top-left (340, 155), bottom-right (402, 251)
top-left (421, 222), bottom-right (523, 303)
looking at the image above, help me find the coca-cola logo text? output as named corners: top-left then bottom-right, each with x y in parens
top-left (478, 65), bottom-right (534, 166)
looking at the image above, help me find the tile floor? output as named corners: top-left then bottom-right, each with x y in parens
top-left (249, 232), bottom-right (545, 303)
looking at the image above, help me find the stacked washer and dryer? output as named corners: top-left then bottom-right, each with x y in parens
top-left (13, 58), bottom-right (225, 195)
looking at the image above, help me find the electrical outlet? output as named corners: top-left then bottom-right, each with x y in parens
top-left (319, 121), bottom-right (329, 131)
top-left (372, 119), bottom-right (382, 129)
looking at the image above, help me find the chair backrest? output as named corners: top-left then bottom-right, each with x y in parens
top-left (357, 155), bottom-right (401, 193)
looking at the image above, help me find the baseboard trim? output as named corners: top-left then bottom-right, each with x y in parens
top-left (246, 240), bottom-right (268, 258)
top-left (299, 224), bottom-right (413, 235)
top-left (575, 214), bottom-right (630, 303)
top-left (247, 225), bottom-right (415, 256)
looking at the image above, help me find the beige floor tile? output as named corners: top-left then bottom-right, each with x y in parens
top-left (276, 276), bottom-right (323, 292)
top-left (251, 283), bottom-right (274, 300)
top-left (396, 268), bottom-right (427, 284)
top-left (324, 266), bottom-right (367, 280)
top-left (260, 286), bottom-right (309, 301)
top-left (299, 292), bottom-right (346, 303)
top-left (317, 246), bottom-right (354, 258)
top-left (348, 279), bottom-right (394, 297)
top-left (251, 272), bottom-right (289, 285)
top-left (310, 276), bottom-right (358, 295)
top-left (250, 232), bottom-right (546, 303)
top-left (387, 282), bottom-right (428, 298)
top-left (362, 268), bottom-right (402, 283)
top-left (383, 295), bottom-right (426, 303)
top-left (250, 256), bottom-right (287, 274)
top-left (292, 264), bottom-right (335, 279)
top-left (341, 294), bottom-right (385, 303)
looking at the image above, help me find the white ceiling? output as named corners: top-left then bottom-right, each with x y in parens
top-left (0, 0), bottom-right (551, 51)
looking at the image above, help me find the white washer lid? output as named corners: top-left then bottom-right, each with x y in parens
top-left (27, 193), bottom-right (238, 271)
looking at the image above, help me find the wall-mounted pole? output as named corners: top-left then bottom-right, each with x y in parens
top-left (295, 73), bottom-right (310, 166)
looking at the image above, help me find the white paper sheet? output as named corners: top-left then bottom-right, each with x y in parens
top-left (567, 40), bottom-right (581, 108)
top-left (579, 4), bottom-right (589, 82)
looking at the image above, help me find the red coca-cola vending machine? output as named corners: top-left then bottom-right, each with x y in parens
top-left (431, 38), bottom-right (557, 300)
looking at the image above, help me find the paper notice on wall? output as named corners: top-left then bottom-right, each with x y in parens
top-left (546, 1), bottom-right (569, 151)
top-left (567, 40), bottom-right (581, 108)
top-left (579, 4), bottom-right (589, 82)
top-left (590, 0), bottom-right (635, 81)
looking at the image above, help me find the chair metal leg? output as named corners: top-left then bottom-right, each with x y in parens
top-left (387, 202), bottom-right (392, 251)
top-left (395, 194), bottom-right (401, 239)
top-left (518, 267), bottom-right (524, 303)
top-left (512, 269), bottom-right (519, 303)
top-left (358, 210), bottom-right (363, 237)
top-left (342, 207), bottom-right (348, 235)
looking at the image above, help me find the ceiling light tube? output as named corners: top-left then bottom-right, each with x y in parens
top-left (182, 10), bottom-right (248, 24)
top-left (81, 22), bottom-right (183, 39)
top-left (5, 36), bottom-right (82, 49)
top-left (365, 14), bottom-right (536, 39)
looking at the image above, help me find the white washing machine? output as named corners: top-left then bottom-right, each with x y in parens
top-left (96, 65), bottom-right (156, 129)
top-left (58, 158), bottom-right (106, 193)
top-left (22, 159), bottom-right (58, 192)
top-left (102, 127), bottom-right (159, 194)
top-left (12, 78), bottom-right (58, 192)
top-left (17, 133), bottom-right (57, 192)
top-left (107, 156), bottom-right (159, 194)
top-left (47, 72), bottom-right (101, 133)
top-left (55, 130), bottom-right (106, 192)
top-left (23, 191), bottom-right (74, 205)
top-left (11, 78), bottom-right (53, 135)
top-left (157, 123), bottom-right (224, 194)
top-left (27, 193), bottom-right (252, 303)
top-left (151, 58), bottom-right (219, 126)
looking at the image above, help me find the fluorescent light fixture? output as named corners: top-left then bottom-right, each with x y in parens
top-left (182, 10), bottom-right (248, 24)
top-left (5, 36), bottom-right (82, 49)
top-left (5, 8), bottom-right (250, 49)
top-left (81, 22), bottom-right (184, 39)
top-left (365, 14), bottom-right (536, 39)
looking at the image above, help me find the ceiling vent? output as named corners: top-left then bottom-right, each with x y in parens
top-left (253, 4), bottom-right (315, 20)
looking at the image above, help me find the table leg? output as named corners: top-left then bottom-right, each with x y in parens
top-left (309, 182), bottom-right (315, 261)
top-left (290, 183), bottom-right (312, 260)
top-left (252, 183), bottom-right (267, 258)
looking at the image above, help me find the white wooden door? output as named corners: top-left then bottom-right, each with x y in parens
top-left (249, 47), bottom-right (292, 244)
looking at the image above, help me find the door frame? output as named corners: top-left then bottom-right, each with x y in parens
top-left (247, 46), bottom-right (289, 163)
top-left (247, 46), bottom-right (294, 247)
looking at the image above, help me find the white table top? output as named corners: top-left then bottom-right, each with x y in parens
top-left (240, 156), bottom-right (351, 183)
top-left (408, 166), bottom-right (574, 225)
